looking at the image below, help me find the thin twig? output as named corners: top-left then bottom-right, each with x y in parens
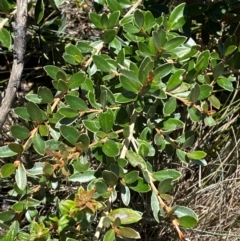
top-left (125, 0), bottom-right (143, 17)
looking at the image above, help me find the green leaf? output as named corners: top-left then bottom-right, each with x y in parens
top-left (65, 44), bottom-right (82, 58)
top-left (115, 91), bottom-right (137, 103)
top-left (93, 55), bottom-right (110, 72)
top-left (103, 29), bottom-right (116, 43)
top-left (15, 163), bottom-right (27, 190)
top-left (11, 201), bottom-right (25, 212)
top-left (101, 13), bottom-right (109, 28)
top-left (43, 163), bottom-right (53, 176)
top-left (35, 0), bottom-right (45, 24)
top-left (109, 208), bottom-right (142, 224)
top-left (208, 95), bottom-right (221, 109)
top-left (152, 31), bottom-right (161, 50)
top-left (138, 57), bottom-right (154, 84)
top-left (162, 118), bottom-right (184, 131)
top-left (117, 48), bottom-right (125, 65)
top-left (166, 69), bottom-right (185, 91)
top-left (0, 146), bottom-right (18, 158)
top-left (0, 210), bottom-right (15, 222)
top-left (44, 65), bottom-right (61, 80)
top-left (59, 107), bottom-right (79, 118)
top-left (39, 124), bottom-right (49, 136)
top-left (189, 83), bottom-right (200, 103)
top-left (163, 97), bottom-right (176, 115)
top-left (138, 143), bottom-right (149, 157)
top-left (188, 150), bottom-right (206, 160)
top-left (60, 125), bottom-right (79, 145)
top-left (144, 11), bottom-right (155, 30)
top-left (76, 134), bottom-right (90, 151)
top-left (8, 143), bottom-right (23, 154)
top-left (121, 185), bottom-right (130, 206)
top-left (38, 87), bottom-right (53, 103)
top-left (163, 36), bottom-right (187, 50)
top-left (32, 133), bottom-right (45, 155)
top-left (167, 3), bottom-right (186, 30)
top-left (196, 51), bottom-right (210, 73)
top-left (204, 116), bottom-right (216, 126)
top-left (120, 68), bottom-right (141, 84)
top-left (100, 90), bottom-right (108, 109)
top-left (56, 70), bottom-right (68, 81)
top-left (176, 149), bottom-right (188, 163)
top-left (14, 107), bottom-right (30, 121)
top-left (154, 63), bottom-right (173, 79)
top-left (69, 170), bottom-right (96, 183)
top-left (102, 140), bottom-right (119, 157)
top-left (63, 53), bottom-right (78, 65)
top-left (213, 62), bottom-right (224, 79)
top-left (65, 95), bottom-right (88, 111)
top-left (83, 120), bottom-right (100, 133)
top-left (88, 91), bottom-right (101, 109)
top-left (118, 227), bottom-right (141, 239)
top-left (81, 78), bottom-right (94, 92)
top-left (108, 11), bottom-right (120, 28)
top-left (217, 76), bottom-right (233, 91)
top-left (96, 181), bottom-right (108, 194)
top-left (151, 191), bottom-right (160, 222)
top-left (126, 150), bottom-right (147, 170)
top-left (178, 215), bottom-right (198, 228)
top-left (129, 177), bottom-right (151, 193)
top-left (158, 178), bottom-right (173, 193)
top-left (120, 75), bottom-right (141, 93)
top-left (68, 71), bottom-right (86, 89)
top-left (0, 0), bottom-right (12, 12)
top-left (25, 93), bottom-right (41, 104)
top-left (138, 42), bottom-right (153, 56)
top-left (1, 163), bottom-right (15, 178)
top-left (0, 28), bottom-right (11, 49)
top-left (198, 85), bottom-right (212, 100)
top-left (188, 106), bottom-right (201, 122)
top-left (106, 0), bottom-right (122, 12)
top-left (99, 109), bottom-right (114, 133)
top-left (11, 125), bottom-right (30, 140)
top-left (103, 229), bottom-right (115, 241)
top-left (124, 171), bottom-right (139, 184)
top-left (224, 45), bottom-right (237, 56)
top-left (103, 170), bottom-right (118, 186)
top-left (173, 206), bottom-right (198, 228)
top-left (26, 102), bottom-right (43, 123)
top-left (152, 169), bottom-right (181, 182)
top-left (89, 12), bottom-right (103, 29)
top-left (134, 9), bottom-right (144, 29)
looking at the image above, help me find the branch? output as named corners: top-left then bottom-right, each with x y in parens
top-left (148, 172), bottom-right (186, 240)
top-left (93, 110), bottom-right (138, 240)
top-left (0, 0), bottom-right (28, 129)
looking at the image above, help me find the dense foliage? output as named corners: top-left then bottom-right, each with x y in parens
top-left (0, 0), bottom-right (240, 240)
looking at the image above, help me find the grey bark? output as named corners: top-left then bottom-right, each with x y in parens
top-left (0, 0), bottom-right (28, 129)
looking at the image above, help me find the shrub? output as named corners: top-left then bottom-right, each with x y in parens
top-left (0, 0), bottom-right (238, 240)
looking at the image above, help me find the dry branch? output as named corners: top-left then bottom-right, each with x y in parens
top-left (0, 0), bottom-right (28, 129)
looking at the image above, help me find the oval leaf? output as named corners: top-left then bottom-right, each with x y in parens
top-left (109, 208), bottom-right (142, 224)
top-left (152, 169), bottom-right (181, 182)
top-left (1, 163), bottom-right (15, 178)
top-left (102, 140), bottom-right (119, 157)
top-left (15, 163), bottom-right (27, 190)
top-left (99, 109), bottom-right (114, 133)
top-left (10, 125), bottom-right (30, 140)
